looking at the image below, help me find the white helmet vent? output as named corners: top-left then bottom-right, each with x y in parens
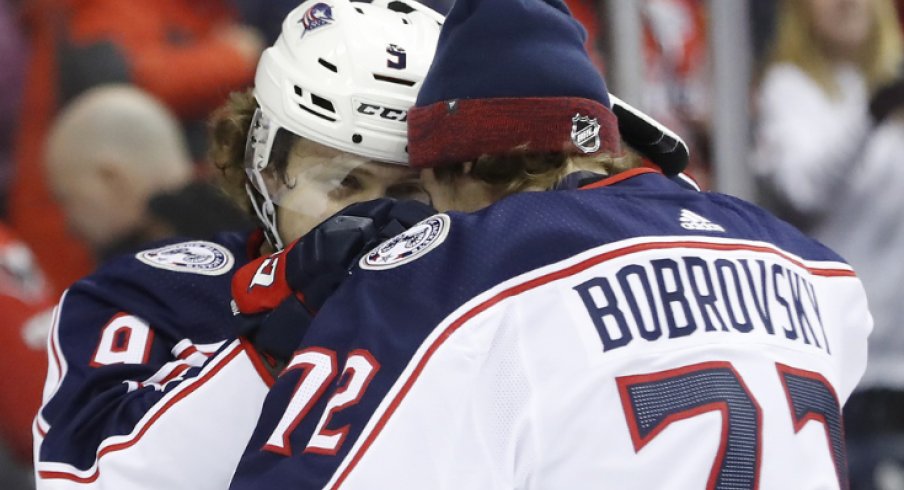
top-left (291, 84), bottom-right (338, 122)
top-left (373, 74), bottom-right (416, 87)
top-left (318, 58), bottom-right (338, 73)
top-left (298, 102), bottom-right (336, 122)
top-left (310, 94), bottom-right (335, 114)
top-left (252, 0), bottom-right (443, 165)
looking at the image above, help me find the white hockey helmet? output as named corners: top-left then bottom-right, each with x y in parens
top-left (245, 0), bottom-right (443, 249)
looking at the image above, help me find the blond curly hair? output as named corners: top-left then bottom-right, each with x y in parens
top-left (208, 89), bottom-right (303, 216)
top-left (432, 147), bottom-right (638, 196)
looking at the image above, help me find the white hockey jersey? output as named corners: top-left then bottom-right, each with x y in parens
top-left (230, 168), bottom-right (871, 489)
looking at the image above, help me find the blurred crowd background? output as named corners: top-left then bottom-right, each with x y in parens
top-left (1, 0), bottom-right (903, 488)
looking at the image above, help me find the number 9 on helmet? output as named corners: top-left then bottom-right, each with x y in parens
top-left (244, 0), bottom-right (443, 250)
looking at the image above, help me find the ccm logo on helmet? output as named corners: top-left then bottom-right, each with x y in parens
top-left (356, 103), bottom-right (408, 122)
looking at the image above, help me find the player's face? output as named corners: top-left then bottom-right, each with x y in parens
top-left (272, 139), bottom-right (429, 244)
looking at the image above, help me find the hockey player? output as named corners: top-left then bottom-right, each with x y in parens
top-left (228, 0), bottom-right (872, 488)
top-left (32, 1), bottom-right (442, 489)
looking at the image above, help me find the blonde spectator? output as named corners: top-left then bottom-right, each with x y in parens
top-left (753, 0), bottom-right (901, 225)
top-left (774, 0), bottom-right (901, 94)
top-left (751, 1), bottom-right (904, 487)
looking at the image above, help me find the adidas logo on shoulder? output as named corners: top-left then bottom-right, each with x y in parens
top-left (679, 209), bottom-right (725, 232)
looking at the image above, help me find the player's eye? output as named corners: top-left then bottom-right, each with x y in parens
top-left (327, 174), bottom-right (363, 200)
top-left (340, 174), bottom-right (363, 191)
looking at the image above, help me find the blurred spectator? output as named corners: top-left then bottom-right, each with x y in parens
top-left (0, 223), bottom-right (54, 476)
top-left (45, 85), bottom-right (251, 262)
top-left (640, 0), bottom-right (712, 188)
top-left (751, 1), bottom-right (904, 488)
top-left (597, 0), bottom-right (712, 187)
top-left (0, 0), bottom-right (27, 218)
top-left (11, 0), bottom-right (260, 292)
top-left (840, 113), bottom-right (904, 490)
top-left (752, 0), bottom-right (901, 221)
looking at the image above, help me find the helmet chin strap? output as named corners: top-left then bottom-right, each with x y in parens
top-left (245, 182), bottom-right (285, 251)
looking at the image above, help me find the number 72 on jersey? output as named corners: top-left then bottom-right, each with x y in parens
top-left (262, 350), bottom-right (846, 490)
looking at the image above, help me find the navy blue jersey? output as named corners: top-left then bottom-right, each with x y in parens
top-left (231, 169), bottom-right (870, 489)
top-left (35, 233), bottom-right (274, 489)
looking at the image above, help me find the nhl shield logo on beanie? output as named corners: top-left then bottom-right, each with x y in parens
top-left (407, 0), bottom-right (621, 168)
top-left (571, 114), bottom-right (602, 153)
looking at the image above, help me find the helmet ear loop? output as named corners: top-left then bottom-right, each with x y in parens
top-left (244, 107), bottom-right (286, 251)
